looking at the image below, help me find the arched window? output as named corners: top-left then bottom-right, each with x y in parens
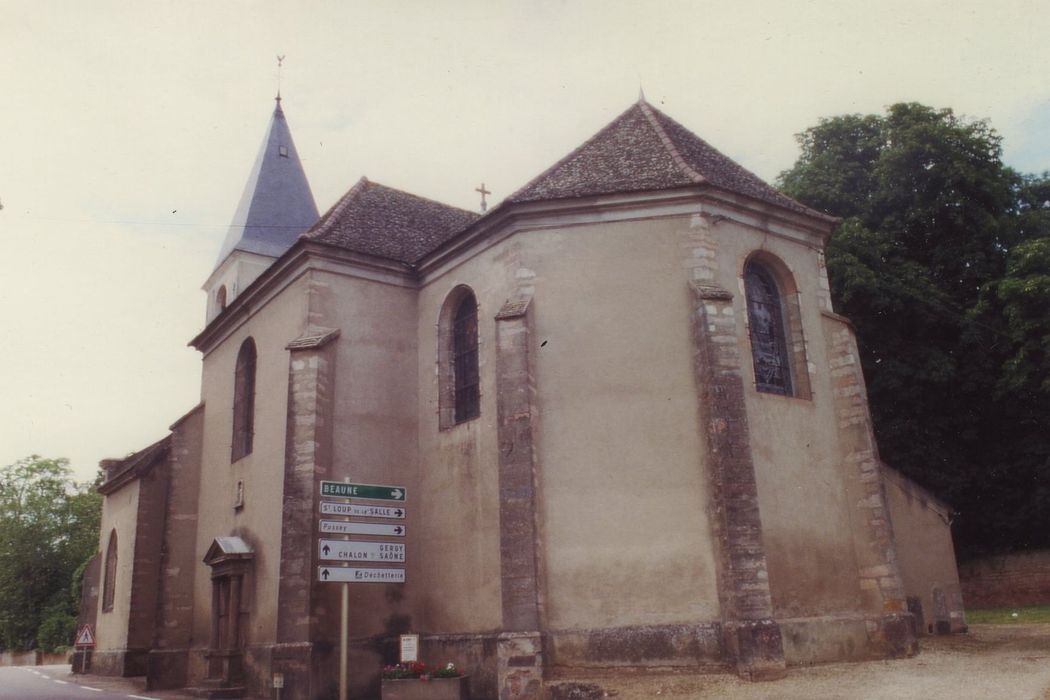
top-left (452, 294), bottom-right (480, 423)
top-left (102, 529), bottom-right (117, 612)
top-left (438, 287), bottom-right (481, 428)
top-left (217, 285), bottom-right (228, 311)
top-left (744, 260), bottom-right (794, 396)
top-left (232, 338), bottom-right (257, 461)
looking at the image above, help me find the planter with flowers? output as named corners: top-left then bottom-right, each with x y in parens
top-left (381, 662), bottom-right (469, 700)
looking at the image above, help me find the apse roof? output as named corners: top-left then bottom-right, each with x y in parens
top-left (214, 98), bottom-right (320, 267)
top-left (506, 97), bottom-right (831, 220)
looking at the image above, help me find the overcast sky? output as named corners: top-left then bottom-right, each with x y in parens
top-left (3, 0), bottom-right (1049, 483)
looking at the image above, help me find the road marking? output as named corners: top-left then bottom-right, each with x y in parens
top-left (54, 679), bottom-right (69, 684)
top-left (128, 695), bottom-right (161, 699)
top-left (82, 686), bottom-right (103, 692)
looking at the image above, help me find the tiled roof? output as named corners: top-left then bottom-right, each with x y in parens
top-left (507, 98), bottom-right (829, 219)
top-left (303, 99), bottom-right (830, 266)
top-left (303, 177), bottom-right (481, 264)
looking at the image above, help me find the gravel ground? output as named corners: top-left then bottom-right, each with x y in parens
top-left (557, 624), bottom-right (1050, 700)
top-left (23, 624), bottom-right (1050, 699)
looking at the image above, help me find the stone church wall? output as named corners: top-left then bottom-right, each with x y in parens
top-left (147, 404), bottom-right (204, 690)
top-left (190, 274), bottom-right (311, 693)
top-left (312, 268), bottom-right (423, 698)
top-left (882, 466), bottom-right (966, 634)
top-left (719, 220), bottom-right (864, 622)
top-left (416, 233), bottom-right (519, 641)
top-left (525, 218), bottom-right (721, 635)
top-left (92, 478), bottom-right (141, 672)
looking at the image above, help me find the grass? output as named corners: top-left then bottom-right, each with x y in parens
top-left (965, 605), bottom-right (1050, 624)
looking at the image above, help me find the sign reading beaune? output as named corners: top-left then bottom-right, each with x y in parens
top-left (319, 567), bottom-right (406, 583)
top-left (319, 501), bottom-right (405, 519)
top-left (320, 481), bottom-right (405, 501)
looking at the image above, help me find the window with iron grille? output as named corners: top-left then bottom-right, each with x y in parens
top-left (232, 338), bottom-right (257, 461)
top-left (452, 294), bottom-right (480, 423)
top-left (102, 529), bottom-right (117, 612)
top-left (744, 261), bottom-right (793, 395)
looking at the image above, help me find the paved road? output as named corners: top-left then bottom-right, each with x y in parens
top-left (0, 666), bottom-right (160, 700)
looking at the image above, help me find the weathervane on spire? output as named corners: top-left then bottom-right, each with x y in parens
top-left (276, 55), bottom-right (286, 101)
top-left (475, 182), bottom-right (491, 213)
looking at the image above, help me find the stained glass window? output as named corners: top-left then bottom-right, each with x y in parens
top-left (745, 262), bottom-right (793, 395)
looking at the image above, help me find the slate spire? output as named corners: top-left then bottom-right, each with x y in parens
top-left (214, 97), bottom-right (319, 267)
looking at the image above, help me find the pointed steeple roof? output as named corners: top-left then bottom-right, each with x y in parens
top-left (507, 97), bottom-right (833, 221)
top-left (214, 97), bottom-right (320, 267)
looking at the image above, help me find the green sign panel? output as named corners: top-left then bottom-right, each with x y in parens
top-left (320, 481), bottom-right (406, 501)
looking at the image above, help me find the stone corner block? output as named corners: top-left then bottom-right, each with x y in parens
top-left (689, 281), bottom-right (733, 301)
top-left (286, 326), bottom-right (341, 351)
top-left (723, 619), bottom-right (786, 682)
top-left (497, 631), bottom-right (543, 700)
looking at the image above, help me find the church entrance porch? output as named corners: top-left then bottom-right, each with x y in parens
top-left (197, 537), bottom-right (254, 699)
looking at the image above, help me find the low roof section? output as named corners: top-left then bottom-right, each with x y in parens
top-left (302, 177), bottom-right (480, 264)
top-left (97, 436), bottom-right (171, 496)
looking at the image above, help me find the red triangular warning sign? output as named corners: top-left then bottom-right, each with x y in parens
top-left (75, 625), bottom-right (95, 647)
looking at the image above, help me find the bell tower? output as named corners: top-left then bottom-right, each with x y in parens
top-left (203, 93), bottom-right (318, 323)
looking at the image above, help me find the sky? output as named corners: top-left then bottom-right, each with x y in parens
top-left (2, 0), bottom-right (1049, 483)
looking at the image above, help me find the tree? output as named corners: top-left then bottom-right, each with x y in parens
top-left (778, 104), bottom-right (1050, 558)
top-left (0, 456), bottom-right (101, 650)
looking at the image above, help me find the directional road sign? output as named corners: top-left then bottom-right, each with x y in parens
top-left (319, 566), bottom-right (406, 583)
top-left (319, 539), bottom-right (405, 562)
top-left (321, 481), bottom-right (406, 501)
top-left (320, 520), bottom-right (405, 536)
top-left (320, 501), bottom-right (405, 519)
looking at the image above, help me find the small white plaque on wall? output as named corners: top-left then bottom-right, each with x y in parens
top-left (400, 634), bottom-right (419, 663)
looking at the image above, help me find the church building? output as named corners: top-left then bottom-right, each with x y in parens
top-left (77, 93), bottom-right (966, 700)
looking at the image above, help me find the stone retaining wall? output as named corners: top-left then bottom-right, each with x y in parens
top-left (0, 650), bottom-right (70, 666)
top-left (959, 550), bottom-right (1050, 608)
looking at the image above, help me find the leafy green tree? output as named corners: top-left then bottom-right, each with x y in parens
top-left (778, 104), bottom-right (1050, 558)
top-left (0, 456), bottom-right (101, 650)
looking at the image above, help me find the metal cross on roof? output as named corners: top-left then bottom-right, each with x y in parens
top-left (475, 182), bottom-right (491, 213)
top-left (276, 54), bottom-right (286, 100)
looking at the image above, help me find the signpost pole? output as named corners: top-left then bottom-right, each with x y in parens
top-left (319, 477), bottom-right (407, 700)
top-left (339, 581), bottom-right (348, 700)
top-left (339, 476), bottom-right (350, 700)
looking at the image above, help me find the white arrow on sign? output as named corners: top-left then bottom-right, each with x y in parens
top-left (320, 501), bottom-right (405, 519)
top-left (320, 520), bottom-right (405, 537)
top-left (319, 539), bottom-right (405, 562)
top-left (319, 567), bottom-right (406, 583)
